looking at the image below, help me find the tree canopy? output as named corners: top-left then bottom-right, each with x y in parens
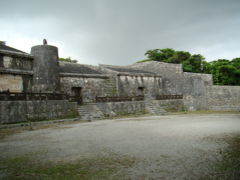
top-left (138, 48), bottom-right (240, 86)
top-left (59, 57), bottom-right (78, 63)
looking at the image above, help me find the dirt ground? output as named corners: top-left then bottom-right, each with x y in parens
top-left (0, 113), bottom-right (240, 180)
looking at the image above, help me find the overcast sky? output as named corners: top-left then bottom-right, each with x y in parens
top-left (1, 0), bottom-right (240, 65)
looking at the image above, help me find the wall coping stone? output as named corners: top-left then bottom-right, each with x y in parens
top-left (117, 73), bottom-right (161, 78)
top-left (60, 73), bottom-right (110, 79)
top-left (0, 49), bottom-right (34, 59)
top-left (0, 68), bottom-right (33, 75)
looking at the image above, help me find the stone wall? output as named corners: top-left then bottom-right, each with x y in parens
top-left (117, 75), bottom-right (162, 99)
top-left (96, 99), bottom-right (184, 118)
top-left (60, 75), bottom-right (117, 103)
top-left (206, 86), bottom-right (240, 111)
top-left (0, 55), bottom-right (33, 70)
top-left (0, 74), bottom-right (23, 92)
top-left (96, 101), bottom-right (146, 117)
top-left (182, 72), bottom-right (213, 111)
top-left (154, 99), bottom-right (185, 112)
top-left (0, 100), bottom-right (78, 124)
top-left (129, 61), bottom-right (240, 112)
top-left (0, 54), bottom-right (33, 93)
top-left (131, 61), bottom-right (184, 94)
top-left (0, 73), bottom-right (33, 93)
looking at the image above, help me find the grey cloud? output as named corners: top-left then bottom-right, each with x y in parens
top-left (1, 0), bottom-right (240, 65)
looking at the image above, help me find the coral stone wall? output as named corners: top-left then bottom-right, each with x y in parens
top-left (206, 86), bottom-right (240, 111)
top-left (117, 75), bottom-right (162, 99)
top-left (154, 99), bottom-right (185, 112)
top-left (182, 72), bottom-right (213, 111)
top-left (131, 61), bottom-right (184, 94)
top-left (0, 100), bottom-right (78, 124)
top-left (0, 74), bottom-right (23, 92)
top-left (0, 54), bottom-right (33, 92)
top-left (132, 61), bottom-right (240, 111)
top-left (96, 101), bottom-right (146, 117)
top-left (60, 75), bottom-right (117, 103)
top-left (1, 55), bottom-right (33, 70)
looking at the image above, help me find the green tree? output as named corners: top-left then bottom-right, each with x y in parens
top-left (59, 57), bottom-right (77, 63)
top-left (168, 51), bottom-right (191, 64)
top-left (187, 54), bottom-right (205, 73)
top-left (209, 59), bottom-right (240, 85)
top-left (144, 48), bottom-right (175, 62)
top-left (142, 48), bottom-right (206, 73)
top-left (138, 48), bottom-right (240, 85)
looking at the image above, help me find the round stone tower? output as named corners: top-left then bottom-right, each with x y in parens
top-left (31, 44), bottom-right (60, 93)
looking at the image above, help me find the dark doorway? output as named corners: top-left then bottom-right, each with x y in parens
top-left (0, 55), bottom-right (3, 67)
top-left (137, 87), bottom-right (145, 96)
top-left (71, 87), bottom-right (83, 105)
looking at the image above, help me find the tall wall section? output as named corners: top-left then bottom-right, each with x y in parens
top-left (60, 75), bottom-right (117, 103)
top-left (206, 86), bottom-right (240, 111)
top-left (0, 53), bottom-right (33, 92)
top-left (132, 61), bottom-right (240, 111)
top-left (182, 72), bottom-right (213, 111)
top-left (131, 61), bottom-right (184, 94)
top-left (117, 75), bottom-right (162, 99)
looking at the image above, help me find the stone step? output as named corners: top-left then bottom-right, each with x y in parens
top-left (77, 103), bottom-right (104, 120)
top-left (145, 101), bottom-right (167, 115)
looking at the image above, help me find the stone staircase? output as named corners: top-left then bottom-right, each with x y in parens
top-left (145, 100), bottom-right (167, 115)
top-left (78, 103), bottom-right (104, 121)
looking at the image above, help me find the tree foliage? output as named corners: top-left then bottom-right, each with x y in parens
top-left (139, 48), bottom-right (240, 85)
top-left (59, 57), bottom-right (78, 63)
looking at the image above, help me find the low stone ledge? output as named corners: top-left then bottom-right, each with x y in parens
top-left (0, 68), bottom-right (33, 75)
top-left (59, 73), bottom-right (109, 79)
top-left (0, 100), bottom-right (78, 124)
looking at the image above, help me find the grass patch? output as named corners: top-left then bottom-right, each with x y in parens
top-left (199, 134), bottom-right (240, 180)
top-left (0, 127), bottom-right (33, 139)
top-left (0, 154), bottom-right (136, 180)
top-left (169, 110), bottom-right (240, 115)
top-left (215, 135), bottom-right (240, 180)
top-left (27, 110), bottom-right (79, 122)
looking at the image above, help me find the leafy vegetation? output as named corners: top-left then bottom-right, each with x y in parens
top-left (138, 48), bottom-right (240, 85)
top-left (216, 135), bottom-right (240, 180)
top-left (0, 154), bottom-right (135, 180)
top-left (59, 57), bottom-right (78, 63)
top-left (199, 134), bottom-right (240, 180)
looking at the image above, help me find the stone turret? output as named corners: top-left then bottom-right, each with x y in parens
top-left (31, 42), bottom-right (60, 93)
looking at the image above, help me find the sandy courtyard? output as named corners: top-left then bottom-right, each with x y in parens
top-left (0, 113), bottom-right (240, 179)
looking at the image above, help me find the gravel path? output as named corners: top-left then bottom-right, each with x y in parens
top-left (1, 113), bottom-right (240, 179)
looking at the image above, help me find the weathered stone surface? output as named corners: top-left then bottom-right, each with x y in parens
top-left (0, 74), bottom-right (23, 92)
top-left (96, 101), bottom-right (146, 117)
top-left (2, 56), bottom-right (33, 70)
top-left (154, 99), bottom-right (185, 112)
top-left (1, 42), bottom-right (240, 124)
top-left (182, 72), bottom-right (212, 111)
top-left (131, 61), bottom-right (184, 95)
top-left (0, 100), bottom-right (78, 124)
top-left (60, 76), bottom-right (117, 103)
top-left (59, 61), bottom-right (102, 74)
top-left (117, 75), bottom-right (162, 99)
top-left (0, 53), bottom-right (33, 92)
top-left (31, 45), bottom-right (60, 93)
top-left (206, 86), bottom-right (240, 111)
